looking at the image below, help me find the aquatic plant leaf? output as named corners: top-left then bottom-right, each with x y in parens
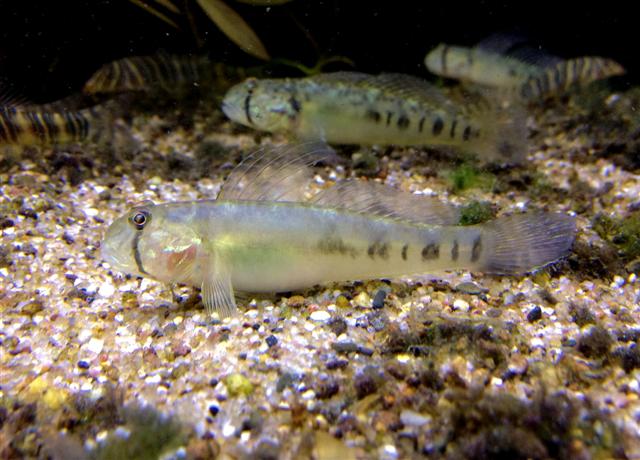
top-left (153, 0), bottom-right (180, 14)
top-left (195, 0), bottom-right (270, 60)
top-left (311, 180), bottom-right (461, 226)
top-left (234, 0), bottom-right (294, 4)
top-left (128, 0), bottom-right (180, 29)
top-left (218, 141), bottom-right (335, 202)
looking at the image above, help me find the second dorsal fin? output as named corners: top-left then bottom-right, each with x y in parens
top-left (310, 180), bottom-right (461, 226)
top-left (217, 141), bottom-right (336, 202)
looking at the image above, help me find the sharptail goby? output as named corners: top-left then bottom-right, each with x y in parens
top-left (221, 72), bottom-right (527, 164)
top-left (102, 142), bottom-right (576, 317)
top-left (425, 42), bottom-right (625, 100)
top-left (83, 54), bottom-right (257, 95)
top-left (0, 104), bottom-right (105, 147)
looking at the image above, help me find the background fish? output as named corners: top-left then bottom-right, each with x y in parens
top-left (221, 72), bottom-right (527, 163)
top-left (425, 39), bottom-right (625, 100)
top-left (102, 143), bottom-right (576, 317)
top-left (0, 103), bottom-right (106, 147)
top-left (83, 54), bottom-right (254, 95)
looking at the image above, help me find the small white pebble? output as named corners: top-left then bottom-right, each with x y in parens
top-left (97, 283), bottom-right (115, 298)
top-left (303, 322), bottom-right (316, 332)
top-left (309, 311), bottom-right (331, 322)
top-left (453, 299), bottom-right (469, 311)
top-left (382, 444), bottom-right (399, 459)
top-left (490, 377), bottom-right (503, 387)
top-left (83, 207), bottom-right (99, 217)
top-left (174, 316), bottom-right (183, 325)
top-left (222, 422), bottom-right (236, 437)
top-left (84, 338), bottom-right (104, 355)
top-left (611, 276), bottom-right (625, 288)
top-left (145, 374), bottom-right (162, 384)
top-left (400, 410), bottom-right (431, 427)
top-left (301, 389), bottom-right (316, 400)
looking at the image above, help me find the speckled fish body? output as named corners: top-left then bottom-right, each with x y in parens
top-left (102, 143), bottom-right (576, 316)
top-left (0, 104), bottom-right (102, 146)
top-left (221, 72), bottom-right (526, 163)
top-left (425, 43), bottom-right (625, 100)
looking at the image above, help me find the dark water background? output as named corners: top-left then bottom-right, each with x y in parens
top-left (0, 0), bottom-right (637, 101)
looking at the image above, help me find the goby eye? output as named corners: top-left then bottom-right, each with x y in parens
top-left (131, 210), bottom-right (150, 230)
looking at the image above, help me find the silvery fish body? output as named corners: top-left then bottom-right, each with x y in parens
top-left (222, 72), bottom-right (526, 163)
top-left (102, 143), bottom-right (576, 316)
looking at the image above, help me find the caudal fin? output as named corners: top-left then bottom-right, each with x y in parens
top-left (480, 212), bottom-right (576, 274)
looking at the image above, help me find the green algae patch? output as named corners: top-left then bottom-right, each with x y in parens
top-left (91, 405), bottom-right (188, 460)
top-left (593, 211), bottom-right (640, 265)
top-left (442, 164), bottom-right (495, 194)
top-left (458, 201), bottom-right (495, 226)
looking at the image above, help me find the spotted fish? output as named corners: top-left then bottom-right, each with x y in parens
top-left (83, 54), bottom-right (254, 95)
top-left (425, 42), bottom-right (625, 100)
top-left (221, 72), bottom-right (527, 163)
top-left (102, 142), bottom-right (576, 317)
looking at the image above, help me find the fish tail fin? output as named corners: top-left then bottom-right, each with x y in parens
top-left (479, 212), bottom-right (576, 274)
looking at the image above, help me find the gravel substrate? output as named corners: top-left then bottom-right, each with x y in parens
top-left (1, 88), bottom-right (639, 459)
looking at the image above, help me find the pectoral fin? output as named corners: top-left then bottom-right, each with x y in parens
top-left (201, 269), bottom-right (237, 317)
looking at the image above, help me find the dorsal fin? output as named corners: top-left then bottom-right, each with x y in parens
top-left (217, 141), bottom-right (336, 202)
top-left (311, 71), bottom-right (455, 107)
top-left (475, 34), bottom-right (562, 68)
top-left (0, 83), bottom-right (32, 107)
top-left (310, 180), bottom-right (461, 226)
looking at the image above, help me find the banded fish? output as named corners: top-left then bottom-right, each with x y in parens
top-left (0, 104), bottom-right (105, 147)
top-left (221, 72), bottom-right (527, 163)
top-left (425, 42), bottom-right (625, 100)
top-left (83, 54), bottom-right (253, 95)
top-left (102, 142), bottom-right (576, 317)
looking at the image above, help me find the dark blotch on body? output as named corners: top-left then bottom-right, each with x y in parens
top-left (451, 240), bottom-right (459, 261)
top-left (401, 244), bottom-right (408, 261)
top-left (368, 241), bottom-right (390, 260)
top-left (471, 235), bottom-right (482, 262)
top-left (397, 115), bottom-right (410, 130)
top-left (422, 243), bottom-right (440, 260)
top-left (366, 110), bottom-right (381, 123)
top-left (318, 236), bottom-right (359, 258)
top-left (463, 126), bottom-right (472, 141)
top-left (432, 117), bottom-right (444, 136)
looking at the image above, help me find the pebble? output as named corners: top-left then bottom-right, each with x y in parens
top-left (399, 410), bottom-right (431, 427)
top-left (354, 291), bottom-right (371, 308)
top-left (527, 305), bottom-right (543, 322)
top-left (224, 374), bottom-right (254, 397)
top-left (97, 283), bottom-right (115, 297)
top-left (265, 335), bottom-right (278, 348)
top-left (453, 299), bottom-right (470, 311)
top-left (328, 317), bottom-right (348, 336)
top-left (325, 359), bottom-right (349, 370)
top-left (454, 281), bottom-right (488, 295)
top-left (310, 310), bottom-right (331, 322)
top-left (372, 289), bottom-right (387, 309)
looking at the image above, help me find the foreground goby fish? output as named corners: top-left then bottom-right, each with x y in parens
top-left (222, 72), bottom-right (527, 164)
top-left (102, 143), bottom-right (576, 317)
top-left (425, 42), bottom-right (625, 100)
